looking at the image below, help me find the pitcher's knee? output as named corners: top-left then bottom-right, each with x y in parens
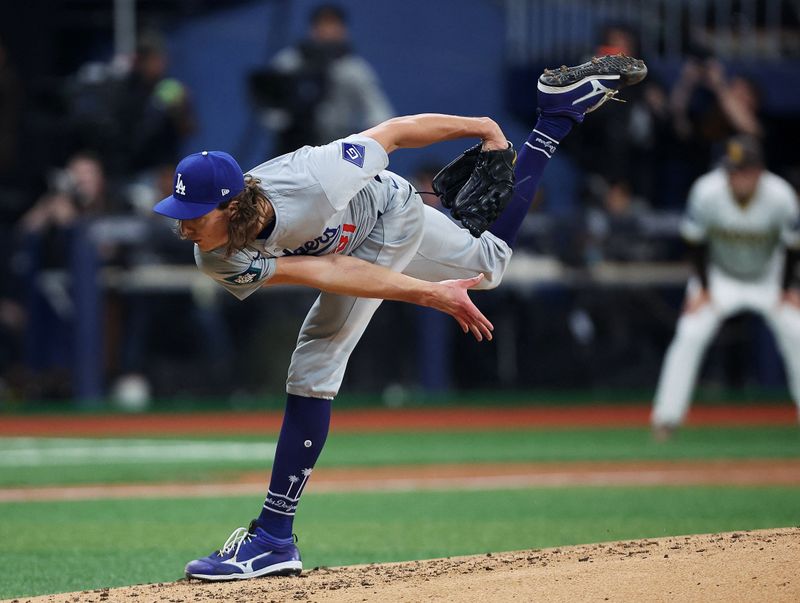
top-left (473, 234), bottom-right (512, 290)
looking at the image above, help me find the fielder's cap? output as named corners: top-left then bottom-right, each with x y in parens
top-left (153, 151), bottom-right (245, 220)
top-left (722, 134), bottom-right (764, 172)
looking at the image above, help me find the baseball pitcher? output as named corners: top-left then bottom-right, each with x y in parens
top-left (153, 55), bottom-right (647, 581)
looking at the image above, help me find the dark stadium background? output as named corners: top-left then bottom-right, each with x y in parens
top-left (1, 0), bottom-right (799, 407)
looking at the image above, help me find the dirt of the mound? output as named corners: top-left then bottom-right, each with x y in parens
top-left (8, 528), bottom-right (799, 603)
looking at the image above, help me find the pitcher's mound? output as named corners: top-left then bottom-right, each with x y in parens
top-left (13, 528), bottom-right (800, 602)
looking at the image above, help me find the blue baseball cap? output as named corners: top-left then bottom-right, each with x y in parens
top-left (153, 151), bottom-right (245, 220)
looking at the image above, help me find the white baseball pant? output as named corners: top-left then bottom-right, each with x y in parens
top-left (652, 266), bottom-right (800, 427)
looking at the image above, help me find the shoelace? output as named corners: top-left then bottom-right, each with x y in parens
top-left (217, 527), bottom-right (253, 558)
top-left (588, 89), bottom-right (625, 113)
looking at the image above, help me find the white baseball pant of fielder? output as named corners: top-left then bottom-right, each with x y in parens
top-left (652, 267), bottom-right (800, 427)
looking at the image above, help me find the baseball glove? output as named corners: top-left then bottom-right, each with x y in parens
top-left (432, 143), bottom-right (516, 237)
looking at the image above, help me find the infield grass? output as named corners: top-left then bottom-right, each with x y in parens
top-left (1, 426), bottom-right (799, 487)
top-left (1, 486), bottom-right (799, 599)
top-left (2, 423), bottom-right (799, 598)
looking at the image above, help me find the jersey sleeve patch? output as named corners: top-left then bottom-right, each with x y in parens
top-left (223, 264), bottom-right (262, 285)
top-left (341, 142), bottom-right (366, 168)
top-left (308, 135), bottom-right (389, 211)
top-left (195, 247), bottom-right (275, 301)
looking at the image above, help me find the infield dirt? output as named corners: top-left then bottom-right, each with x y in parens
top-left (7, 528), bottom-right (799, 602)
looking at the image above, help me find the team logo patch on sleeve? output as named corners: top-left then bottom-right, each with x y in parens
top-left (224, 264), bottom-right (261, 286)
top-left (341, 142), bottom-right (366, 168)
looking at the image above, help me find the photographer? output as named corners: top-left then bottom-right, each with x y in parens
top-left (669, 50), bottom-right (764, 194)
top-left (250, 4), bottom-right (393, 155)
top-left (13, 152), bottom-right (112, 398)
top-left (19, 152), bottom-right (109, 236)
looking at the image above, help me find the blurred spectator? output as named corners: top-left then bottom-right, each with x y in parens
top-left (568, 24), bottom-right (673, 209)
top-left (12, 151), bottom-right (184, 403)
top-left (65, 31), bottom-right (196, 179)
top-left (14, 151), bottom-right (119, 398)
top-left (671, 57), bottom-right (763, 143)
top-left (585, 178), bottom-right (654, 263)
top-left (113, 32), bottom-right (196, 175)
top-left (250, 3), bottom-right (393, 155)
top-left (19, 151), bottom-right (110, 234)
top-left (669, 54), bottom-right (764, 195)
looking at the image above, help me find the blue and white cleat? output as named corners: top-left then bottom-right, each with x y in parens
top-left (185, 521), bottom-right (302, 581)
top-left (537, 54), bottom-right (648, 123)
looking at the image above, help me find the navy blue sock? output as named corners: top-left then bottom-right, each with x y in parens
top-left (489, 115), bottom-right (574, 247)
top-left (256, 394), bottom-right (331, 539)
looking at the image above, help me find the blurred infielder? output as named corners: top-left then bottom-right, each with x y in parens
top-left (652, 135), bottom-right (800, 439)
top-left (152, 55), bottom-right (647, 581)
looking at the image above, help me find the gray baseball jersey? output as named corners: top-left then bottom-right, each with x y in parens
top-left (193, 134), bottom-right (512, 398)
top-left (195, 133), bottom-right (408, 299)
top-left (681, 168), bottom-right (800, 280)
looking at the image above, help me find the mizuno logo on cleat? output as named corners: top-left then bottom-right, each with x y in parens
top-left (221, 550), bottom-right (275, 573)
top-left (572, 80), bottom-right (615, 105)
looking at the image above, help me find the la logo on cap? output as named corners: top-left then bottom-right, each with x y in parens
top-left (175, 173), bottom-right (187, 195)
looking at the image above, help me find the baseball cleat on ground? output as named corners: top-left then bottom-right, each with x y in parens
top-left (184, 521), bottom-right (302, 581)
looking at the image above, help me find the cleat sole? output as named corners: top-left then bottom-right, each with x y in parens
top-left (539, 54), bottom-right (647, 89)
top-left (186, 560), bottom-right (303, 581)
